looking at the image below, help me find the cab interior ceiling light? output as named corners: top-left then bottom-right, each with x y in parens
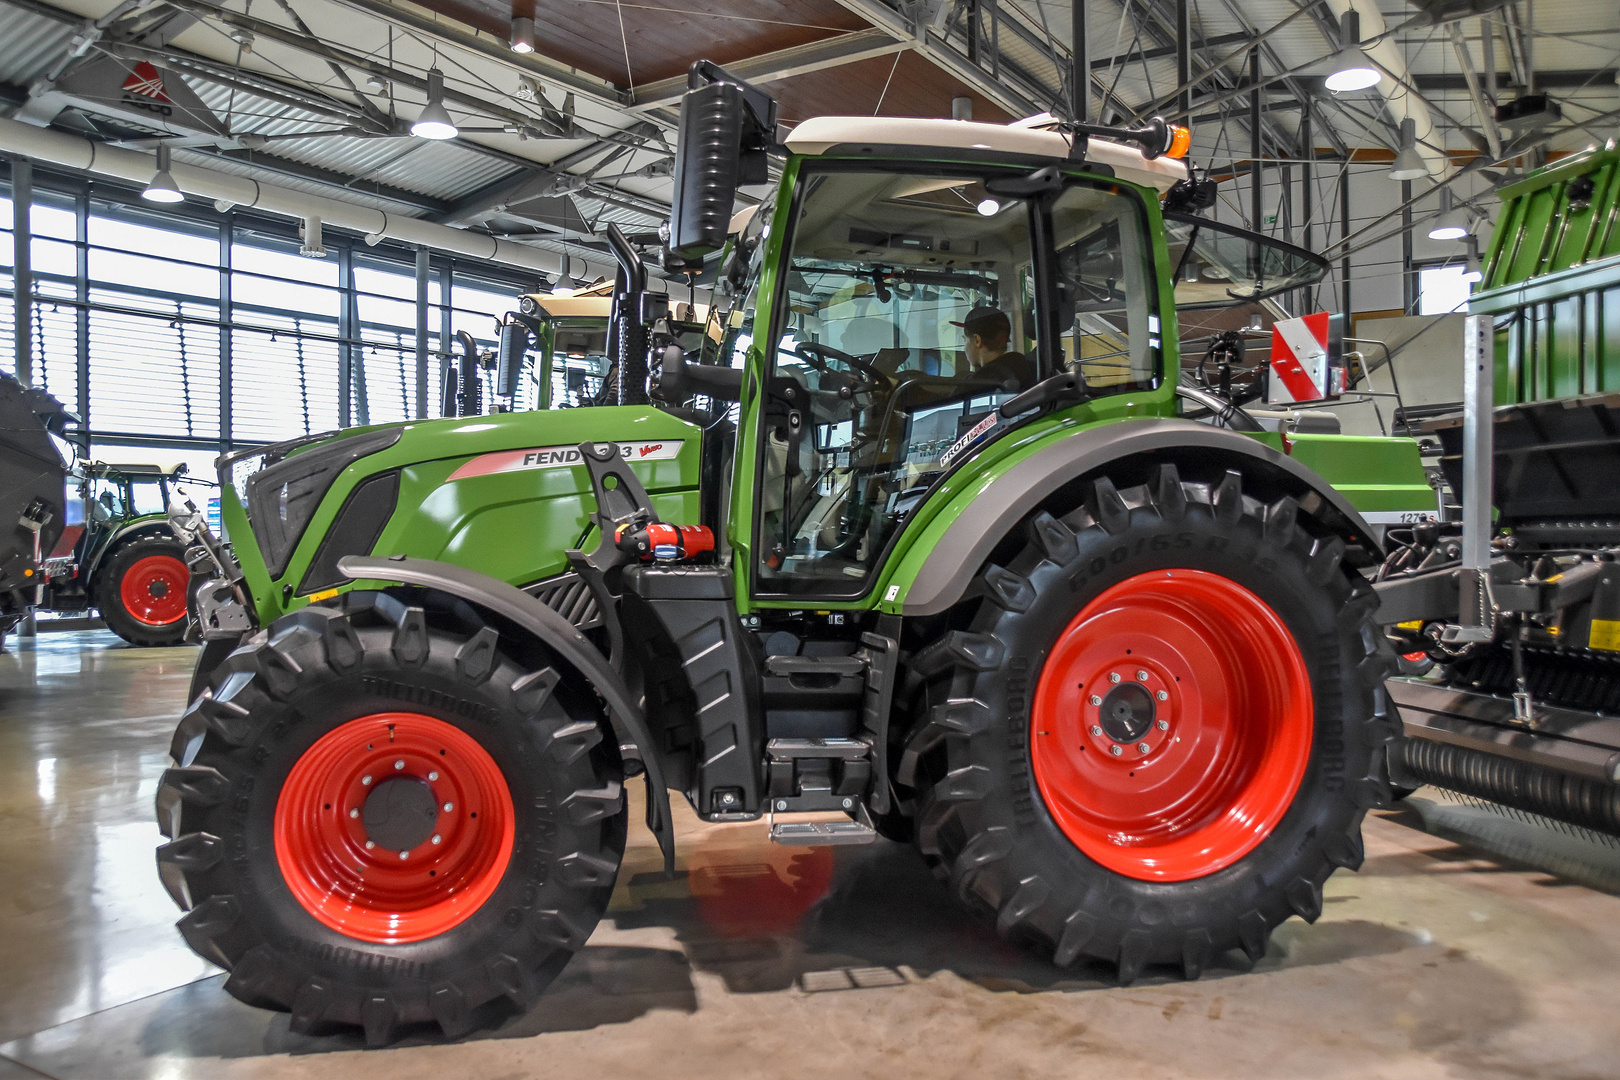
top-left (509, 16), bottom-right (535, 54)
top-left (1429, 188), bottom-right (1470, 240)
top-left (1389, 117), bottom-right (1427, 181)
top-left (411, 69), bottom-right (458, 140)
top-left (1324, 11), bottom-right (1380, 93)
top-left (141, 144), bottom-right (183, 203)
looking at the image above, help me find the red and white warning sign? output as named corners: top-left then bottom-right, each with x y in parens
top-left (1268, 312), bottom-right (1344, 404)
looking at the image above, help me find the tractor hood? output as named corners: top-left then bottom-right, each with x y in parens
top-left (219, 406), bottom-right (705, 621)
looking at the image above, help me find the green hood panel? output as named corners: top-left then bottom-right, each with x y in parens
top-left (227, 406), bottom-right (703, 622)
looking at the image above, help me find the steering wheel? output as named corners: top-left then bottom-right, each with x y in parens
top-left (793, 341), bottom-right (892, 390)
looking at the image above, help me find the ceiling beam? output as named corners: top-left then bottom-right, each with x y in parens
top-left (824, 0), bottom-right (1039, 116)
top-left (631, 28), bottom-right (911, 111)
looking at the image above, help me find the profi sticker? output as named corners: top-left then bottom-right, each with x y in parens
top-left (448, 440), bottom-right (683, 480)
top-left (939, 412), bottom-right (999, 470)
top-left (884, 585), bottom-right (901, 602)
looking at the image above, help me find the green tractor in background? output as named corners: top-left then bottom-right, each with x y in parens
top-left (39, 460), bottom-right (203, 646)
top-left (156, 62), bottom-right (1434, 1043)
top-left (0, 373), bottom-right (200, 648)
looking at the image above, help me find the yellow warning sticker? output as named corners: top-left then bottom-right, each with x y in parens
top-left (1396, 620), bottom-right (1424, 631)
top-left (308, 588), bottom-right (340, 602)
top-left (1590, 619), bottom-right (1620, 652)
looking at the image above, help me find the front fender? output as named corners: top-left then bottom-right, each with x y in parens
top-left (338, 554), bottom-right (675, 870)
top-left (887, 417), bottom-right (1382, 617)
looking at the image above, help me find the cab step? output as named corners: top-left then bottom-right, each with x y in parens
top-left (769, 800), bottom-right (878, 846)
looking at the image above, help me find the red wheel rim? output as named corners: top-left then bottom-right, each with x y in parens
top-left (1031, 569), bottom-right (1313, 882)
top-left (273, 712), bottom-right (515, 944)
top-left (119, 554), bottom-right (189, 626)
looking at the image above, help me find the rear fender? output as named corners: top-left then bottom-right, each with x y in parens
top-left (339, 554), bottom-right (675, 869)
top-left (889, 417), bottom-right (1383, 617)
top-left (85, 516), bottom-right (177, 586)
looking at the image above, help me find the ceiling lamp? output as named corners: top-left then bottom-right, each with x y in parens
top-left (1323, 11), bottom-right (1380, 93)
top-left (1388, 117), bottom-right (1427, 181)
top-left (1428, 188), bottom-right (1469, 241)
top-left (411, 69), bottom-right (458, 140)
top-left (509, 16), bottom-right (535, 54)
top-left (142, 144), bottom-right (184, 203)
top-left (553, 256), bottom-right (574, 292)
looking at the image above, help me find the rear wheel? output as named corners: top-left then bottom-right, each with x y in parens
top-left (155, 591), bottom-right (625, 1043)
top-left (900, 464), bottom-right (1399, 982)
top-left (97, 535), bottom-right (191, 646)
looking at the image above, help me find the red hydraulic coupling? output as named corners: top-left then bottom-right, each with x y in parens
top-left (614, 522), bottom-right (715, 562)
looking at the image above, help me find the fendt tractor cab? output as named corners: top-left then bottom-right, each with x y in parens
top-left (514, 279), bottom-right (709, 409)
top-left (158, 62), bottom-right (1418, 1044)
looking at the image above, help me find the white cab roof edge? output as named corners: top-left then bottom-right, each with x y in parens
top-left (782, 116), bottom-right (1188, 193)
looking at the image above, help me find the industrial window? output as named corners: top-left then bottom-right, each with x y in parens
top-left (1418, 264), bottom-right (1473, 316)
top-left (4, 181), bottom-right (538, 454)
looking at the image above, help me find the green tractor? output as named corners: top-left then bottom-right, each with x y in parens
top-left (39, 461), bottom-right (202, 646)
top-left (157, 62), bottom-right (1425, 1043)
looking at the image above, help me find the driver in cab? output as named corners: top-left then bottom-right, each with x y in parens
top-left (953, 305), bottom-right (1034, 392)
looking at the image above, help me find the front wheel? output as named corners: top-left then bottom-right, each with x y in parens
top-left (155, 592), bottom-right (626, 1043)
top-left (900, 464), bottom-right (1398, 983)
top-left (97, 535), bottom-right (192, 646)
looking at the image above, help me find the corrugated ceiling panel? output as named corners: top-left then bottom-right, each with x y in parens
top-left (0, 9), bottom-right (77, 89)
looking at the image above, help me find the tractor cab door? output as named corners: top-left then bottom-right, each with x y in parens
top-left (746, 165), bottom-right (1163, 602)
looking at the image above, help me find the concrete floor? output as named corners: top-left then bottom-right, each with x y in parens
top-left (3, 630), bottom-right (1620, 1079)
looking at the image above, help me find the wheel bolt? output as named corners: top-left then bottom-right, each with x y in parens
top-left (1157, 718), bottom-right (1169, 730)
top-left (1089, 695), bottom-right (1102, 706)
top-left (1110, 744), bottom-right (1123, 756)
top-left (1090, 724), bottom-right (1103, 736)
top-left (1109, 672), bottom-right (1121, 684)
top-left (361, 775), bottom-right (372, 786)
top-left (365, 840), bottom-right (375, 849)
top-left (431, 834), bottom-right (442, 845)
top-left (428, 771), bottom-right (439, 781)
top-left (394, 760), bottom-right (405, 770)
top-left (1138, 742), bottom-right (1151, 754)
top-left (1156, 690), bottom-right (1168, 702)
top-left (349, 808), bottom-right (359, 818)
top-left (1137, 670), bottom-right (1150, 682)
top-left (443, 802), bottom-right (453, 812)
top-left (399, 850), bottom-right (408, 860)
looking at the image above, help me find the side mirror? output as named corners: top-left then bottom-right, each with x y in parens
top-left (667, 61), bottom-right (777, 263)
top-left (496, 322), bottom-right (529, 398)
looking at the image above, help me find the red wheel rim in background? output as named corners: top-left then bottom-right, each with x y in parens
top-left (1030, 569), bottom-right (1314, 882)
top-left (119, 554), bottom-right (189, 626)
top-left (273, 712), bottom-right (515, 944)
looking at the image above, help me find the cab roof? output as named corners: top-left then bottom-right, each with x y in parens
top-left (783, 115), bottom-right (1189, 194)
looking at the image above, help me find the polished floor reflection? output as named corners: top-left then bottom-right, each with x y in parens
top-left (3, 630), bottom-right (1620, 1078)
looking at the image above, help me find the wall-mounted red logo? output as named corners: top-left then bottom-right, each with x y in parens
top-left (121, 62), bottom-right (171, 103)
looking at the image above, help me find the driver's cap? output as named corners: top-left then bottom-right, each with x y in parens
top-left (950, 305), bottom-right (1010, 338)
